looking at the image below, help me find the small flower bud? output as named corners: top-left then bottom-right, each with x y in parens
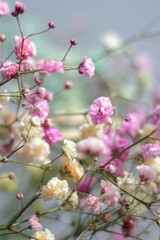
top-left (15, 1), bottom-right (26, 14)
top-left (48, 22), bottom-right (56, 29)
top-left (8, 172), bottom-right (16, 180)
top-left (35, 77), bottom-right (42, 86)
top-left (36, 87), bottom-right (47, 98)
top-left (0, 35), bottom-right (6, 42)
top-left (21, 88), bottom-right (31, 98)
top-left (70, 38), bottom-right (77, 46)
top-left (11, 10), bottom-right (18, 17)
top-left (31, 116), bottom-right (41, 127)
top-left (16, 193), bottom-right (24, 200)
top-left (2, 157), bottom-right (8, 163)
top-left (65, 81), bottom-right (73, 89)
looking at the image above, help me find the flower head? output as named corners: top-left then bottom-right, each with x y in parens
top-left (79, 56), bottom-right (95, 78)
top-left (140, 142), bottom-right (160, 161)
top-left (14, 36), bottom-right (37, 60)
top-left (0, 61), bottom-right (19, 80)
top-left (41, 177), bottom-right (69, 201)
top-left (44, 59), bottom-right (64, 74)
top-left (29, 100), bottom-right (50, 121)
top-left (31, 228), bottom-right (55, 240)
top-left (0, 1), bottom-right (10, 17)
top-left (41, 125), bottom-right (63, 146)
top-left (88, 194), bottom-right (104, 214)
top-left (62, 139), bottom-right (77, 161)
top-left (89, 96), bottom-right (114, 125)
top-left (101, 180), bottom-right (120, 207)
top-left (29, 215), bottom-right (42, 231)
top-left (136, 164), bottom-right (156, 181)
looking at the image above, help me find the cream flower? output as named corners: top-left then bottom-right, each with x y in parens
top-left (32, 228), bottom-right (55, 240)
top-left (18, 137), bottom-right (50, 165)
top-left (62, 191), bottom-right (78, 210)
top-left (41, 177), bottom-right (69, 201)
top-left (80, 123), bottom-right (104, 138)
top-left (62, 139), bottom-right (77, 160)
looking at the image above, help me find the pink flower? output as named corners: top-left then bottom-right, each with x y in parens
top-left (14, 36), bottom-right (37, 60)
top-left (77, 175), bottom-right (96, 193)
top-left (150, 104), bottom-right (160, 124)
top-left (100, 157), bottom-right (124, 176)
top-left (36, 60), bottom-right (51, 75)
top-left (140, 142), bottom-right (160, 160)
top-left (15, 1), bottom-right (26, 15)
top-left (0, 1), bottom-right (10, 17)
top-left (29, 215), bottom-right (42, 231)
top-left (76, 137), bottom-right (107, 156)
top-left (88, 194), bottom-right (104, 214)
top-left (41, 125), bottom-right (63, 146)
top-left (79, 56), bottom-right (95, 78)
top-left (135, 52), bottom-right (153, 72)
top-left (29, 100), bottom-right (49, 121)
top-left (101, 180), bottom-right (120, 208)
top-left (136, 164), bottom-right (156, 181)
top-left (122, 216), bottom-right (138, 236)
top-left (89, 96), bottom-right (114, 125)
top-left (43, 60), bottom-right (64, 74)
top-left (0, 61), bottom-right (19, 80)
top-left (118, 109), bottom-right (145, 139)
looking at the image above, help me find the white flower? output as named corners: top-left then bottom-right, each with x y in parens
top-left (99, 32), bottom-right (122, 51)
top-left (31, 228), bottom-right (55, 240)
top-left (41, 177), bottom-right (69, 201)
top-left (62, 139), bottom-right (77, 160)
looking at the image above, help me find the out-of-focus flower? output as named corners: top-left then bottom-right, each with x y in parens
top-left (77, 175), bottom-right (96, 193)
top-left (122, 216), bottom-right (138, 236)
top-left (88, 194), bottom-right (104, 214)
top-left (150, 104), bottom-right (160, 124)
top-left (134, 52), bottom-right (153, 72)
top-left (100, 157), bottom-right (124, 176)
top-left (140, 142), bottom-right (160, 161)
top-left (101, 180), bottom-right (120, 207)
top-left (78, 56), bottom-right (95, 78)
top-left (136, 164), bottom-right (156, 181)
top-left (41, 124), bottom-right (63, 146)
top-left (43, 59), bottom-right (64, 74)
top-left (99, 32), bottom-right (122, 51)
top-left (29, 215), bottom-right (42, 231)
top-left (62, 139), bottom-right (77, 161)
top-left (89, 96), bottom-right (114, 125)
top-left (76, 137), bottom-right (106, 156)
top-left (0, 61), bottom-right (19, 80)
top-left (14, 36), bottom-right (37, 60)
top-left (41, 177), bottom-right (69, 201)
top-left (18, 137), bottom-right (50, 165)
top-left (62, 191), bottom-right (78, 210)
top-left (15, 1), bottom-right (26, 15)
top-left (29, 100), bottom-right (50, 122)
top-left (80, 123), bottom-right (104, 138)
top-left (31, 228), bottom-right (55, 240)
top-left (61, 156), bottom-right (84, 183)
top-left (0, 1), bottom-right (10, 17)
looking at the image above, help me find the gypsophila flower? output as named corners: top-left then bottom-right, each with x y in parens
top-left (44, 59), bottom-right (64, 74)
top-left (18, 137), bottom-right (50, 165)
top-left (88, 194), bottom-right (104, 215)
top-left (99, 32), bottom-right (122, 50)
top-left (79, 56), bottom-right (95, 78)
top-left (0, 1), bottom-right (10, 17)
top-left (41, 124), bottom-right (63, 146)
top-left (41, 177), bottom-right (69, 201)
top-left (140, 142), bottom-right (160, 161)
top-left (101, 180), bottom-right (120, 207)
top-left (29, 215), bottom-right (42, 231)
top-left (62, 139), bottom-right (77, 161)
top-left (0, 61), bottom-right (19, 80)
top-left (89, 96), bottom-right (114, 125)
top-left (62, 191), bottom-right (78, 210)
top-left (31, 228), bottom-right (55, 240)
top-left (136, 164), bottom-right (156, 181)
top-left (76, 137), bottom-right (107, 157)
top-left (14, 36), bottom-right (37, 60)
top-left (29, 100), bottom-right (50, 121)
top-left (80, 123), bottom-right (104, 138)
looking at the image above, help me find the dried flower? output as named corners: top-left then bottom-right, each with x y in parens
top-left (62, 139), bottom-right (77, 161)
top-left (79, 56), bottom-right (95, 78)
top-left (137, 164), bottom-right (156, 181)
top-left (29, 215), bottom-right (42, 231)
top-left (31, 228), bottom-right (55, 240)
top-left (88, 194), bottom-right (104, 214)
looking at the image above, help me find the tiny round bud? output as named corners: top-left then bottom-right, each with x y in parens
top-left (35, 210), bottom-right (40, 216)
top-left (44, 118), bottom-right (54, 127)
top-left (2, 157), bottom-right (8, 163)
top-left (15, 2), bottom-right (26, 14)
top-left (124, 201), bottom-right (130, 209)
top-left (8, 172), bottom-right (16, 180)
top-left (65, 81), bottom-right (73, 89)
top-left (48, 22), bottom-right (56, 29)
top-left (70, 38), bottom-right (77, 46)
top-left (16, 193), bottom-right (24, 200)
top-left (31, 116), bottom-right (41, 127)
top-left (0, 35), bottom-right (6, 42)
top-left (35, 77), bottom-right (42, 87)
top-left (11, 10), bottom-right (18, 17)
top-left (36, 87), bottom-right (47, 98)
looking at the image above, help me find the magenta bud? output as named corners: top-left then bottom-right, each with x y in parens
top-left (8, 172), bottom-right (16, 180)
top-left (70, 38), bottom-right (77, 46)
top-left (16, 193), bottom-right (24, 200)
top-left (2, 157), bottom-right (8, 163)
top-left (65, 81), bottom-right (73, 89)
top-left (35, 77), bottom-right (42, 87)
top-left (48, 22), bottom-right (56, 29)
top-left (15, 2), bottom-right (26, 14)
top-left (11, 10), bottom-right (18, 17)
top-left (0, 35), bottom-right (6, 42)
top-left (44, 118), bottom-right (54, 127)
